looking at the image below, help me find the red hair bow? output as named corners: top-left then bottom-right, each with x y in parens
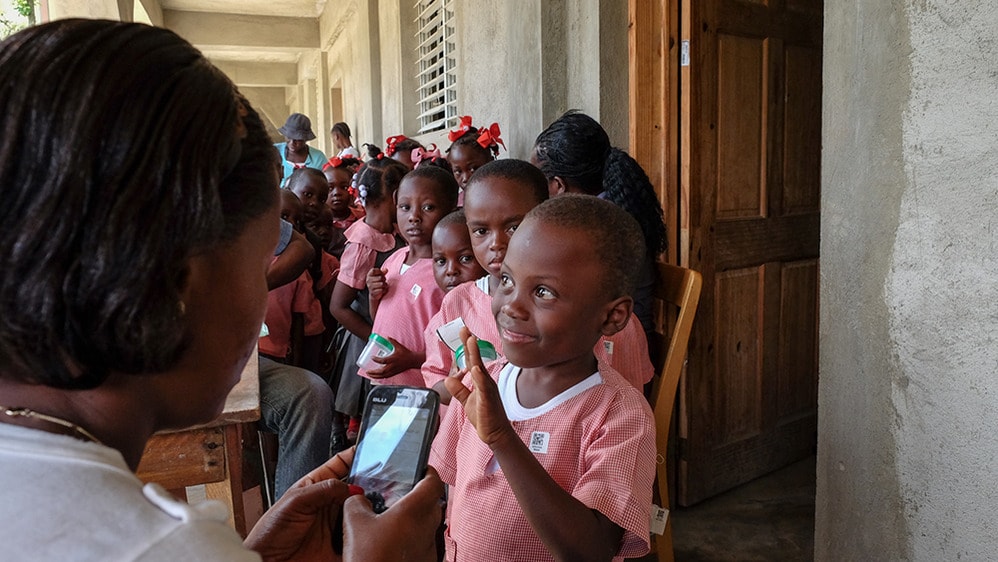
top-left (385, 135), bottom-right (407, 157)
top-left (323, 156), bottom-right (343, 170)
top-left (477, 122), bottom-right (505, 153)
top-left (448, 116), bottom-right (474, 142)
top-left (411, 144), bottom-right (441, 166)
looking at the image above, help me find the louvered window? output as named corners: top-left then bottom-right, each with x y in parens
top-left (415, 0), bottom-right (457, 133)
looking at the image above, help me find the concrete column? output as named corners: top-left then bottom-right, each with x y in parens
top-left (817, 1), bottom-right (998, 560)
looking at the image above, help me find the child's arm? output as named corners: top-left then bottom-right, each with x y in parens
top-left (268, 228), bottom-right (314, 290)
top-left (329, 280), bottom-right (372, 340)
top-left (366, 267), bottom-right (387, 321)
top-left (444, 331), bottom-right (624, 562)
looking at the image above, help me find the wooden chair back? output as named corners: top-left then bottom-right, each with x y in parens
top-left (651, 263), bottom-right (703, 562)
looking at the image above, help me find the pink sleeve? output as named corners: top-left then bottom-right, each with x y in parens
top-left (422, 309), bottom-right (453, 388)
top-left (573, 392), bottom-right (656, 558)
top-left (338, 242), bottom-right (376, 290)
top-left (429, 397), bottom-right (464, 486)
top-left (291, 272), bottom-right (315, 314)
top-left (317, 251), bottom-right (340, 291)
top-left (596, 313), bottom-right (654, 390)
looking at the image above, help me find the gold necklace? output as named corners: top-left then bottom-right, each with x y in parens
top-left (0, 406), bottom-right (105, 446)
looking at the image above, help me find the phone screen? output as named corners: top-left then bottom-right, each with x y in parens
top-left (349, 386), bottom-right (439, 512)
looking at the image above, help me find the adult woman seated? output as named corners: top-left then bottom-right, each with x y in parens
top-left (0, 19), bottom-right (441, 562)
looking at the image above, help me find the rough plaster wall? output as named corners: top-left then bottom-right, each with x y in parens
top-left (47, 0), bottom-right (119, 19)
top-left (378, 0), bottom-right (404, 136)
top-left (816, 1), bottom-right (910, 554)
top-left (818, 1), bottom-right (998, 559)
top-left (453, 0), bottom-right (626, 159)
top-left (321, 0), bottom-right (382, 150)
top-left (887, 1), bottom-right (998, 558)
top-left (597, 0), bottom-right (627, 148)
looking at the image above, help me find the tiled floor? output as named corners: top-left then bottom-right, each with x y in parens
top-left (668, 456), bottom-right (816, 561)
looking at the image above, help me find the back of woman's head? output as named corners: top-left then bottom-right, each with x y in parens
top-left (0, 19), bottom-right (277, 389)
top-left (534, 110), bottom-right (666, 255)
top-left (532, 110), bottom-right (610, 194)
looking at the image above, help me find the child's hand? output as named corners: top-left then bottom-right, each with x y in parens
top-left (366, 267), bottom-right (387, 301)
top-left (444, 328), bottom-right (514, 448)
top-left (367, 337), bottom-right (423, 379)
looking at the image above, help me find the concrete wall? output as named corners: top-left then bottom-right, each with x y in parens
top-left (451, 0), bottom-right (629, 158)
top-left (817, 1), bottom-right (998, 560)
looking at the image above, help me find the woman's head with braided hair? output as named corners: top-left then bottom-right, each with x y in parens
top-left (532, 110), bottom-right (667, 255)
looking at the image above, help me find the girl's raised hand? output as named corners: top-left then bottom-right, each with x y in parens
top-left (444, 328), bottom-right (514, 447)
top-left (366, 267), bottom-right (388, 301)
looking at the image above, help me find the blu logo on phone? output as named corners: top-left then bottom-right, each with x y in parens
top-left (348, 386), bottom-right (439, 513)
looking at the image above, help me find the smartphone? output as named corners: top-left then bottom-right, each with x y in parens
top-left (348, 385), bottom-right (440, 513)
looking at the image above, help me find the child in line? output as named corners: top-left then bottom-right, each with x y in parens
top-left (430, 210), bottom-right (487, 293)
top-left (287, 167), bottom-right (329, 225)
top-left (322, 155), bottom-right (365, 259)
top-left (423, 209), bottom-right (488, 401)
top-left (361, 166), bottom-right (459, 387)
top-left (260, 191), bottom-right (324, 365)
top-left (446, 115), bottom-right (504, 196)
top-left (421, 160), bottom-right (655, 402)
top-left (328, 159), bottom-right (407, 431)
top-left (431, 195), bottom-right (657, 561)
top-left (532, 110), bottom-right (667, 355)
top-left (421, 159), bottom-right (546, 401)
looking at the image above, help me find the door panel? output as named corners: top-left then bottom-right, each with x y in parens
top-left (679, 0), bottom-right (822, 504)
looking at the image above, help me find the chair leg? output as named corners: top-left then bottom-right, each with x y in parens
top-left (257, 430), bottom-right (276, 509)
top-left (655, 518), bottom-right (675, 562)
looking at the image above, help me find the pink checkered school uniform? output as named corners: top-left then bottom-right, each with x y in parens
top-left (598, 314), bottom-right (655, 388)
top-left (422, 276), bottom-right (653, 390)
top-left (430, 361), bottom-right (656, 562)
top-left (422, 276), bottom-right (498, 390)
top-left (259, 263), bottom-right (323, 359)
top-left (338, 220), bottom-right (397, 290)
top-left (316, 250), bottom-right (340, 292)
top-left (360, 247), bottom-right (445, 387)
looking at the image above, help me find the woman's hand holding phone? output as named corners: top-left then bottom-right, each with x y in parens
top-left (342, 466), bottom-right (445, 562)
top-left (245, 447), bottom-right (444, 562)
top-left (243, 448), bottom-right (358, 561)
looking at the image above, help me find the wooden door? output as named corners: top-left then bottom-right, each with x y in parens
top-left (677, 0), bottom-right (823, 504)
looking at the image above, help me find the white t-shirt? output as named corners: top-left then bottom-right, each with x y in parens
top-left (0, 423), bottom-right (259, 561)
top-left (338, 146), bottom-right (362, 159)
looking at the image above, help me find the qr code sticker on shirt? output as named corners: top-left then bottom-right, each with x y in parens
top-left (529, 431), bottom-right (549, 454)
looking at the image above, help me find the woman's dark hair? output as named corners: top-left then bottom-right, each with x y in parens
top-left (402, 166), bottom-right (460, 210)
top-left (355, 158), bottom-right (408, 204)
top-left (0, 20), bottom-right (277, 389)
top-left (331, 121), bottom-right (352, 139)
top-left (533, 110), bottom-right (667, 255)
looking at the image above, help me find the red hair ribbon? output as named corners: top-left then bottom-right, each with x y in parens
top-left (411, 144), bottom-right (441, 166)
top-left (385, 135), bottom-right (407, 157)
top-left (477, 122), bottom-right (505, 153)
top-left (448, 115), bottom-right (474, 142)
top-left (322, 156), bottom-right (343, 170)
